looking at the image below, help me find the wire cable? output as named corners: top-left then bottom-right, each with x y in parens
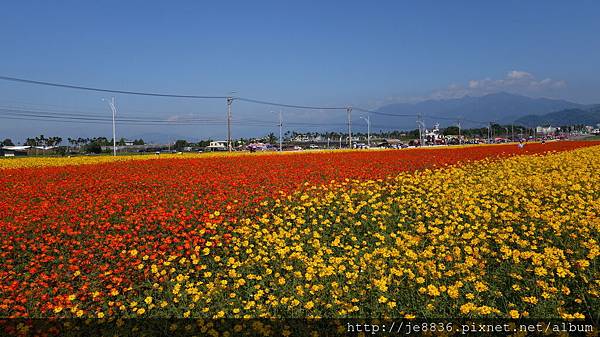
top-left (0, 75), bottom-right (228, 99)
top-left (235, 97), bottom-right (346, 110)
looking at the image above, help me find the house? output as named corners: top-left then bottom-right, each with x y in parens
top-left (1, 146), bottom-right (29, 157)
top-left (205, 141), bottom-right (228, 151)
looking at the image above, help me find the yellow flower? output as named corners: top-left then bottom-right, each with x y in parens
top-left (427, 284), bottom-right (440, 297)
top-left (474, 282), bottom-right (488, 292)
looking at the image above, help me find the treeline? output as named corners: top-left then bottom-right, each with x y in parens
top-left (2, 122), bottom-right (592, 154)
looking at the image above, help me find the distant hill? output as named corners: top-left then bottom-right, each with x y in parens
top-left (514, 106), bottom-right (600, 127)
top-left (372, 92), bottom-right (584, 129)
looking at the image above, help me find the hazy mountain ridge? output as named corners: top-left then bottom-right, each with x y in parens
top-left (373, 92), bottom-right (585, 129)
top-left (514, 106), bottom-right (600, 127)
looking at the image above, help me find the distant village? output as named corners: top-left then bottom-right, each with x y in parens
top-left (1, 123), bottom-right (599, 157)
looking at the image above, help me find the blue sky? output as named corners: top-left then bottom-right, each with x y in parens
top-left (1, 0), bottom-right (599, 142)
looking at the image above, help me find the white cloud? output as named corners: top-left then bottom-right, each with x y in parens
top-left (372, 70), bottom-right (568, 107)
top-left (423, 70), bottom-right (567, 100)
top-left (507, 70), bottom-right (533, 79)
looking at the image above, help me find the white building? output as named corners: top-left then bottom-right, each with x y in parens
top-left (205, 141), bottom-right (228, 151)
top-left (424, 123), bottom-right (445, 144)
top-left (536, 126), bottom-right (558, 135)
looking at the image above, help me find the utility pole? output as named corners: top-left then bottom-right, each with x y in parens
top-left (347, 106), bottom-right (353, 149)
top-left (103, 97), bottom-right (117, 156)
top-left (417, 113), bottom-right (425, 146)
top-left (360, 113), bottom-right (371, 147)
top-left (457, 118), bottom-right (462, 145)
top-left (512, 124), bottom-right (515, 142)
top-left (226, 96), bottom-right (234, 151)
top-left (339, 135), bottom-right (342, 149)
top-left (278, 110), bottom-right (283, 152)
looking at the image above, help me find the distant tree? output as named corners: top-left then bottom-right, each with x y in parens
top-left (444, 126), bottom-right (460, 135)
top-left (117, 138), bottom-right (126, 146)
top-left (34, 135), bottom-right (47, 147)
top-left (25, 138), bottom-right (37, 146)
top-left (85, 143), bottom-right (102, 154)
top-left (2, 138), bottom-right (14, 146)
top-left (174, 139), bottom-right (189, 151)
top-left (266, 133), bottom-right (277, 144)
top-left (133, 139), bottom-right (145, 145)
top-left (196, 139), bottom-right (212, 147)
top-left (47, 136), bottom-right (62, 147)
top-left (92, 137), bottom-right (110, 146)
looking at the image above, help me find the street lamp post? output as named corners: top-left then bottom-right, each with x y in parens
top-left (272, 110), bottom-right (283, 152)
top-left (226, 96), bottom-right (233, 152)
top-left (102, 97), bottom-right (117, 156)
top-left (278, 110), bottom-right (283, 152)
top-left (360, 113), bottom-right (371, 147)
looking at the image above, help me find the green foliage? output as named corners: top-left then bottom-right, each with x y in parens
top-left (1, 138), bottom-right (14, 146)
top-left (174, 139), bottom-right (189, 151)
top-left (85, 143), bottom-right (102, 154)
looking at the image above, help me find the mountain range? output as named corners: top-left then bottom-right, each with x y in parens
top-left (514, 105), bottom-right (600, 127)
top-left (373, 92), bottom-right (591, 129)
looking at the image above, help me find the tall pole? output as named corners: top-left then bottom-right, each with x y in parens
top-left (226, 97), bottom-right (233, 151)
top-left (347, 106), bottom-right (353, 148)
top-left (278, 110), bottom-right (283, 152)
top-left (105, 97), bottom-right (117, 157)
top-left (360, 114), bottom-right (371, 147)
top-left (367, 113), bottom-right (370, 147)
top-left (417, 113), bottom-right (424, 146)
top-left (457, 119), bottom-right (462, 145)
top-left (512, 124), bottom-right (515, 142)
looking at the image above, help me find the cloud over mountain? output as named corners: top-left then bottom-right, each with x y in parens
top-left (429, 70), bottom-right (567, 100)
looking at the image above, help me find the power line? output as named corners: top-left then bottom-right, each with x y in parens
top-left (0, 108), bottom-right (225, 123)
top-left (353, 107), bottom-right (417, 117)
top-left (0, 75), bottom-right (228, 99)
top-left (235, 97), bottom-right (346, 110)
top-left (0, 114), bottom-right (282, 127)
top-left (0, 108), bottom-right (364, 128)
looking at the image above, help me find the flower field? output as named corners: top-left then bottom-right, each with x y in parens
top-left (0, 141), bottom-right (598, 320)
